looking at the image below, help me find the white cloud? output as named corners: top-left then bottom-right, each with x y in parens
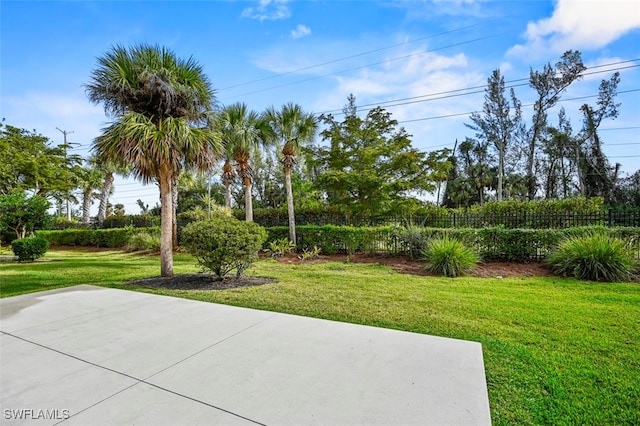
top-left (311, 49), bottom-right (484, 148)
top-left (509, 0), bottom-right (640, 57)
top-left (291, 24), bottom-right (311, 39)
top-left (241, 0), bottom-right (291, 21)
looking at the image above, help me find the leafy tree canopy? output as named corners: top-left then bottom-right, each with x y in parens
top-left (0, 191), bottom-right (51, 239)
top-left (310, 96), bottom-right (451, 216)
top-left (0, 123), bottom-right (80, 197)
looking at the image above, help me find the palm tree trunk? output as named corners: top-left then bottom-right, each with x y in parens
top-left (284, 167), bottom-right (296, 246)
top-left (244, 177), bottom-right (253, 222)
top-left (82, 187), bottom-right (92, 225)
top-left (159, 166), bottom-right (174, 277)
top-left (98, 172), bottom-right (114, 227)
top-left (225, 182), bottom-right (232, 209)
top-left (171, 178), bottom-right (178, 250)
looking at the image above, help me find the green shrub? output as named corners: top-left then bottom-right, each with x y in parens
top-left (547, 234), bottom-right (637, 282)
top-left (11, 237), bottom-right (50, 262)
top-left (36, 226), bottom-right (147, 248)
top-left (299, 246), bottom-right (321, 261)
top-left (267, 238), bottom-right (296, 257)
top-left (181, 217), bottom-right (267, 279)
top-left (398, 225), bottom-right (435, 259)
top-left (126, 230), bottom-right (161, 253)
top-left (421, 237), bottom-right (479, 277)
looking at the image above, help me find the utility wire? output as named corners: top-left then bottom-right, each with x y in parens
top-left (396, 87), bottom-right (640, 124)
top-left (218, 25), bottom-right (478, 91)
top-left (223, 32), bottom-right (511, 99)
top-left (318, 62), bottom-right (640, 117)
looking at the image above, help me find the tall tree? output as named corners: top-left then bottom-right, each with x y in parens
top-left (576, 72), bottom-right (621, 201)
top-left (524, 50), bottom-right (586, 200)
top-left (616, 170), bottom-right (640, 208)
top-left (93, 158), bottom-right (130, 227)
top-left (265, 103), bottom-right (317, 244)
top-left (217, 103), bottom-right (272, 221)
top-left (467, 69), bottom-right (523, 201)
top-left (86, 44), bottom-right (221, 277)
top-left (220, 146), bottom-right (236, 209)
top-left (542, 108), bottom-right (575, 199)
top-left (78, 159), bottom-right (104, 224)
top-left (252, 148), bottom-right (286, 209)
top-left (313, 98), bottom-right (448, 215)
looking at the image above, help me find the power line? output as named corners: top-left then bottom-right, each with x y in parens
top-left (600, 126), bottom-right (640, 131)
top-left (317, 61), bottom-right (640, 117)
top-left (396, 87), bottom-right (640, 125)
top-left (223, 31), bottom-right (512, 100)
top-left (218, 25), bottom-right (478, 91)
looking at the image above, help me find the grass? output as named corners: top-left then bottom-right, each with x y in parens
top-left (1, 248), bottom-right (639, 425)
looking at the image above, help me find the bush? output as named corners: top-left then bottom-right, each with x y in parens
top-left (181, 217), bottom-right (267, 279)
top-left (421, 237), bottom-right (479, 277)
top-left (126, 230), bottom-right (161, 253)
top-left (547, 234), bottom-right (637, 282)
top-left (267, 238), bottom-right (296, 257)
top-left (11, 237), bottom-right (50, 262)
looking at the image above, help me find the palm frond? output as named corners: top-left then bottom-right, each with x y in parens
top-left (93, 112), bottom-right (220, 184)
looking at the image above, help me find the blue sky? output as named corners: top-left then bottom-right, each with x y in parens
top-left (1, 0), bottom-right (639, 215)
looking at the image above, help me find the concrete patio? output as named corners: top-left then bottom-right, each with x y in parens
top-left (0, 285), bottom-right (491, 425)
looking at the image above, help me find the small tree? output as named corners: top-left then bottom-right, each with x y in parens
top-left (0, 191), bottom-right (51, 239)
top-left (181, 216), bottom-right (267, 279)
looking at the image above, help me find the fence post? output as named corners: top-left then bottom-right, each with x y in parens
top-left (607, 208), bottom-right (613, 227)
top-left (453, 212), bottom-right (457, 228)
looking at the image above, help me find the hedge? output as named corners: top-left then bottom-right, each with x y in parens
top-left (234, 197), bottom-right (611, 228)
top-left (266, 225), bottom-right (640, 262)
top-left (35, 226), bottom-right (157, 248)
top-left (266, 225), bottom-right (396, 255)
top-left (36, 224), bottom-right (640, 263)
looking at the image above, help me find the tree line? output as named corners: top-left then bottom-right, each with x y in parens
top-left (2, 45), bottom-right (638, 276)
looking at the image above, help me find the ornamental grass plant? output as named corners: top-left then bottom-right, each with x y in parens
top-left (421, 236), bottom-right (479, 277)
top-left (547, 233), bottom-right (637, 282)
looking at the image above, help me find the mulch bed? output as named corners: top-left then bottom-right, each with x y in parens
top-left (125, 274), bottom-right (276, 290)
top-left (268, 252), bottom-right (556, 278)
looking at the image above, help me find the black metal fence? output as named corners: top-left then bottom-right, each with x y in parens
top-left (51, 208), bottom-right (639, 230)
top-left (259, 209), bottom-right (640, 229)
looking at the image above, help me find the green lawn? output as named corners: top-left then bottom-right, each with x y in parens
top-left (1, 248), bottom-right (639, 425)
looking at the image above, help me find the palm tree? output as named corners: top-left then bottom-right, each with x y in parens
top-left (217, 103), bottom-right (271, 221)
top-left (265, 103), bottom-right (317, 244)
top-left (93, 157), bottom-right (130, 227)
top-left (86, 44), bottom-right (221, 277)
top-left (78, 158), bottom-right (104, 225)
top-left (221, 154), bottom-right (235, 209)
